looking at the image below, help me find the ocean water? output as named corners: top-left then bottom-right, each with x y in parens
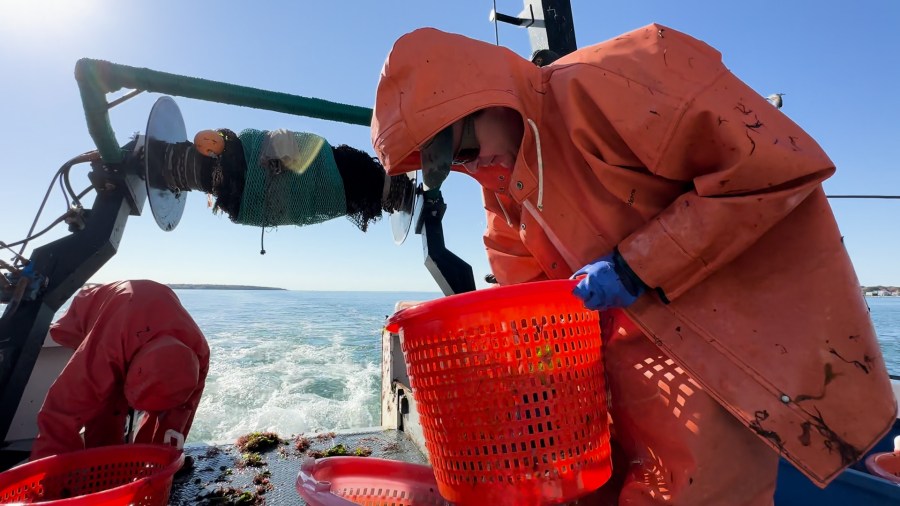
top-left (170, 290), bottom-right (900, 444)
top-left (174, 289), bottom-right (441, 443)
top-left (37, 290), bottom-right (898, 443)
top-left (868, 296), bottom-right (900, 375)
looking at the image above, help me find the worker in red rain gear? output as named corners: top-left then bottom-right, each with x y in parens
top-left (372, 25), bottom-right (896, 505)
top-left (30, 280), bottom-right (209, 460)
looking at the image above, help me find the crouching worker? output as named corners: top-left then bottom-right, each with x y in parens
top-left (30, 280), bottom-right (209, 460)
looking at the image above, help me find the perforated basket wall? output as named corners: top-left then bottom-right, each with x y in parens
top-left (296, 456), bottom-right (451, 506)
top-left (332, 486), bottom-right (447, 506)
top-left (0, 444), bottom-right (183, 505)
top-left (385, 280), bottom-right (612, 506)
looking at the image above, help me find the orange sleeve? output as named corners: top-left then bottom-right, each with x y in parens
top-left (617, 71), bottom-right (834, 300)
top-left (31, 344), bottom-right (122, 459)
top-left (482, 190), bottom-right (548, 285)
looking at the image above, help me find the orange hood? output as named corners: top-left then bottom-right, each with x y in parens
top-left (372, 28), bottom-right (542, 178)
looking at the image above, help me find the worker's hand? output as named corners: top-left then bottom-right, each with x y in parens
top-left (572, 252), bottom-right (647, 311)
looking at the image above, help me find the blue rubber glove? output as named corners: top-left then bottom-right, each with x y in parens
top-left (572, 251), bottom-right (647, 311)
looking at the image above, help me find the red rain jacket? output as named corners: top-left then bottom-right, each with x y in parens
top-left (372, 24), bottom-right (896, 488)
top-left (30, 280), bottom-right (209, 460)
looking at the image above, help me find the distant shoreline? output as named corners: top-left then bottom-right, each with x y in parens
top-left (862, 286), bottom-right (900, 296)
top-left (168, 284), bottom-right (286, 291)
top-left (162, 284), bottom-right (897, 294)
top-left (96, 283), bottom-right (897, 295)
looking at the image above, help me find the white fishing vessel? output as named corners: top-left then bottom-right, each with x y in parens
top-left (1, 2), bottom-right (898, 504)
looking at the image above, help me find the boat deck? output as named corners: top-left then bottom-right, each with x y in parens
top-left (168, 421), bottom-right (900, 505)
top-left (169, 428), bottom-right (427, 505)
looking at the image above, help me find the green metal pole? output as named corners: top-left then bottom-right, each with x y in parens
top-left (74, 58), bottom-right (374, 163)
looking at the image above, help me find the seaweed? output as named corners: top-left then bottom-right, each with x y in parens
top-left (197, 486), bottom-right (264, 505)
top-left (235, 432), bottom-right (281, 453)
top-left (294, 435), bottom-right (311, 453)
top-left (308, 443), bottom-right (372, 459)
top-left (238, 452), bottom-right (265, 468)
top-left (252, 471), bottom-right (273, 495)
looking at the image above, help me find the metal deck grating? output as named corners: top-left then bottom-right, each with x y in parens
top-left (169, 428), bottom-right (428, 505)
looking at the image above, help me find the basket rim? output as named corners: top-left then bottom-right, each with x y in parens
top-left (296, 456), bottom-right (441, 505)
top-left (385, 279), bottom-right (580, 333)
top-left (0, 444), bottom-right (185, 504)
top-left (865, 451), bottom-right (900, 483)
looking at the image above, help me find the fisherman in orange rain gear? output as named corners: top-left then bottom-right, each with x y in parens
top-left (371, 24), bottom-right (897, 505)
top-left (30, 280), bottom-right (209, 460)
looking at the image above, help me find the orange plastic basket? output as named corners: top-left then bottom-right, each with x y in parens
top-left (0, 444), bottom-right (184, 505)
top-left (385, 280), bottom-right (612, 506)
top-left (864, 435), bottom-right (900, 484)
top-left (296, 457), bottom-right (451, 506)
top-left (866, 451), bottom-right (900, 483)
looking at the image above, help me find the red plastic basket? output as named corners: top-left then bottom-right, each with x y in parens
top-left (864, 435), bottom-right (900, 484)
top-left (0, 444), bottom-right (184, 505)
top-left (385, 280), bottom-right (612, 506)
top-left (865, 452), bottom-right (900, 483)
top-left (296, 457), bottom-right (451, 506)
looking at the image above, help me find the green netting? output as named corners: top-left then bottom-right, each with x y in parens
top-left (235, 129), bottom-right (347, 227)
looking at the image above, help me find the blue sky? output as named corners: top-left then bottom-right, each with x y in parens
top-left (0, 1), bottom-right (898, 291)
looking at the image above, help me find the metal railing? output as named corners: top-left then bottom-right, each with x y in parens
top-left (74, 58), bottom-right (373, 163)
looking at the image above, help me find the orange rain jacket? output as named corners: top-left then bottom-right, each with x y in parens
top-left (30, 280), bottom-right (209, 460)
top-left (373, 24), bottom-right (896, 490)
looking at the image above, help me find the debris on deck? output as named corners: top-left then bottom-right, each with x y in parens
top-left (168, 428), bottom-right (428, 505)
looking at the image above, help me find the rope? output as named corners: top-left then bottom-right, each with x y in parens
top-left (493, 0), bottom-right (500, 46)
top-left (166, 142), bottom-right (208, 192)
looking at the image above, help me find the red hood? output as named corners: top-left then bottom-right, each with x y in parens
top-left (371, 28), bottom-right (542, 177)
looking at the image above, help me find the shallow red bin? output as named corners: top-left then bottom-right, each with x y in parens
top-left (0, 444), bottom-right (183, 505)
top-left (866, 452), bottom-right (900, 483)
top-left (296, 456), bottom-right (450, 505)
top-left (386, 279), bottom-right (612, 506)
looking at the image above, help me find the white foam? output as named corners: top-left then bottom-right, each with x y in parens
top-left (188, 328), bottom-right (380, 443)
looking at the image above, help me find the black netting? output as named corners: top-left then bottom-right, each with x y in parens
top-left (210, 128), bottom-right (246, 221)
top-left (331, 144), bottom-right (387, 232)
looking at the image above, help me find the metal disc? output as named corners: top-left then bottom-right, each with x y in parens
top-left (390, 171), bottom-right (420, 244)
top-left (144, 96), bottom-right (187, 231)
